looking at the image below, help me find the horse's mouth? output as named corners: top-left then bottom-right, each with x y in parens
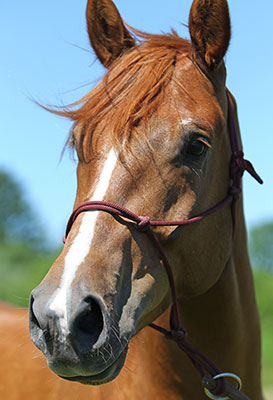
top-left (59, 346), bottom-right (128, 386)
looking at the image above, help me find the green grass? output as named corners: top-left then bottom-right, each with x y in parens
top-left (0, 242), bottom-right (58, 307)
top-left (264, 385), bottom-right (273, 400)
top-left (254, 271), bottom-right (273, 388)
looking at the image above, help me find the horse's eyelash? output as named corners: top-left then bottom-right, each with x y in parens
top-left (197, 138), bottom-right (211, 148)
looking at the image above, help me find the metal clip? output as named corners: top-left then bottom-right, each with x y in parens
top-left (203, 373), bottom-right (242, 400)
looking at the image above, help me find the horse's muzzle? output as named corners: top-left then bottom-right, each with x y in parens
top-left (29, 288), bottom-right (126, 383)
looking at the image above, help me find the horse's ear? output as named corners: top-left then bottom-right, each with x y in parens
top-left (189, 0), bottom-right (231, 71)
top-left (86, 0), bottom-right (135, 68)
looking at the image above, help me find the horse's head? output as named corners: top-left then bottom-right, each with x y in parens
top-left (30, 0), bottom-right (233, 385)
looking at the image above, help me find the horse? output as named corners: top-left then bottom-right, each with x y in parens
top-left (0, 0), bottom-right (263, 399)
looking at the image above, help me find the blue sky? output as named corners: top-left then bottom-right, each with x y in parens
top-left (1, 0), bottom-right (272, 245)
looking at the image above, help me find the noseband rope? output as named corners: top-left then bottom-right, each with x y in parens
top-left (63, 90), bottom-right (262, 400)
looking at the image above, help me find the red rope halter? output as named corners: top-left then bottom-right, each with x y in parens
top-left (63, 90), bottom-right (262, 399)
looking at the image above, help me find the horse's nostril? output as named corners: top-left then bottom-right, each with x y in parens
top-left (71, 297), bottom-right (104, 353)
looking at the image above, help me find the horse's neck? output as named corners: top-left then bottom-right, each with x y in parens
top-left (119, 203), bottom-right (262, 399)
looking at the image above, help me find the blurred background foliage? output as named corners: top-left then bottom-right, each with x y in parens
top-left (0, 169), bottom-right (59, 306)
top-left (0, 168), bottom-right (272, 390)
top-left (0, 170), bottom-right (45, 248)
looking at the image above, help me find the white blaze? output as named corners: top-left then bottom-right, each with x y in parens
top-left (49, 149), bottom-right (117, 334)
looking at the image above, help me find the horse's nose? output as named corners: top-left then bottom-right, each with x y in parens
top-left (29, 292), bottom-right (106, 356)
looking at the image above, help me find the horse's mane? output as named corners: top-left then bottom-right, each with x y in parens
top-left (51, 29), bottom-right (191, 161)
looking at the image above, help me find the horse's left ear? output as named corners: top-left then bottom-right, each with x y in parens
top-left (86, 0), bottom-right (136, 68)
top-left (189, 0), bottom-right (231, 71)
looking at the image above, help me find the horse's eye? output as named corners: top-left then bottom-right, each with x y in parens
top-left (187, 139), bottom-right (208, 157)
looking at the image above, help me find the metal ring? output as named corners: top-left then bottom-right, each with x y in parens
top-left (204, 373), bottom-right (242, 400)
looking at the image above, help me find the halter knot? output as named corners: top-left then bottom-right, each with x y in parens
top-left (165, 328), bottom-right (187, 344)
top-left (230, 151), bottom-right (246, 177)
top-left (231, 151), bottom-right (263, 185)
top-left (137, 216), bottom-right (151, 232)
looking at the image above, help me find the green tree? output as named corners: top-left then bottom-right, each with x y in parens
top-left (0, 169), bottom-right (46, 249)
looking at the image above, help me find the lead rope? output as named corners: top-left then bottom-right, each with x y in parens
top-left (63, 90), bottom-right (262, 400)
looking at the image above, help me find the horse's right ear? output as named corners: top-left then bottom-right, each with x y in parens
top-left (86, 0), bottom-right (135, 68)
top-left (189, 0), bottom-right (231, 71)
